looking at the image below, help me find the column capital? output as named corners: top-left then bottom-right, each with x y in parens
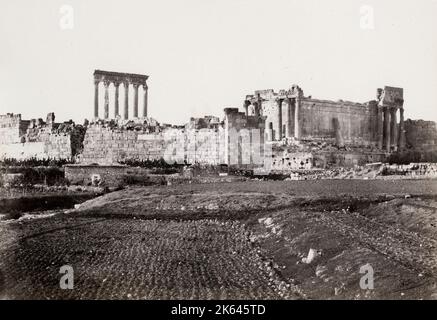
top-left (103, 80), bottom-right (111, 88)
top-left (132, 83), bottom-right (140, 89)
top-left (113, 81), bottom-right (121, 88)
top-left (123, 81), bottom-right (130, 88)
top-left (142, 83), bottom-right (148, 90)
top-left (94, 79), bottom-right (100, 86)
top-left (275, 98), bottom-right (284, 104)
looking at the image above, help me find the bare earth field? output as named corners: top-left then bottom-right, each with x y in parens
top-left (1, 179), bottom-right (437, 299)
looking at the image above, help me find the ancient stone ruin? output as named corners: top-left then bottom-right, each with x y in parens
top-left (1, 70), bottom-right (436, 171)
top-left (93, 70), bottom-right (149, 120)
top-left (244, 85), bottom-right (406, 153)
top-left (0, 112), bottom-right (85, 160)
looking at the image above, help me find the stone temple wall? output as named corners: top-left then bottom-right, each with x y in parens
top-left (270, 149), bottom-right (313, 171)
top-left (78, 125), bottom-right (227, 165)
top-left (247, 86), bottom-right (403, 151)
top-left (299, 98), bottom-right (378, 146)
top-left (257, 95), bottom-right (378, 146)
top-left (404, 119), bottom-right (437, 150)
top-left (78, 108), bottom-right (267, 167)
top-left (223, 108), bottom-right (267, 168)
top-left (313, 151), bottom-right (386, 168)
top-left (0, 114), bottom-right (24, 144)
top-left (79, 109), bottom-right (267, 168)
top-left (0, 113), bottom-right (82, 160)
top-left (0, 133), bottom-right (73, 160)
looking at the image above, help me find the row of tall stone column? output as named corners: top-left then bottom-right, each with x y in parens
top-left (94, 80), bottom-right (148, 120)
top-left (93, 70), bottom-right (149, 120)
top-left (275, 97), bottom-right (300, 140)
top-left (377, 106), bottom-right (406, 152)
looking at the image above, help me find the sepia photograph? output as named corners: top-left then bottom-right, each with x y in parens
top-left (1, 0), bottom-right (437, 312)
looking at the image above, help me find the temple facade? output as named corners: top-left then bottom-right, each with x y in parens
top-left (244, 85), bottom-right (406, 152)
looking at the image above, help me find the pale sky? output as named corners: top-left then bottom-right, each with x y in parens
top-left (0, 0), bottom-right (436, 125)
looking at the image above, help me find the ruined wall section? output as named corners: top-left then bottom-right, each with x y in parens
top-left (43, 134), bottom-right (73, 159)
top-left (80, 126), bottom-right (168, 165)
top-left (313, 151), bottom-right (386, 168)
top-left (404, 119), bottom-right (437, 150)
top-left (0, 113), bottom-right (82, 160)
top-left (271, 148), bottom-right (313, 171)
top-left (184, 128), bottom-right (226, 165)
top-left (80, 108), bottom-right (267, 167)
top-left (0, 114), bottom-right (23, 144)
top-left (224, 108), bottom-right (266, 168)
top-left (299, 98), bottom-right (378, 146)
top-left (79, 125), bottom-right (227, 165)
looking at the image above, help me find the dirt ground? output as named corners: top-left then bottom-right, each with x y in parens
top-left (1, 179), bottom-right (437, 299)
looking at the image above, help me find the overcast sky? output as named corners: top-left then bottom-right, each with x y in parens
top-left (1, 0), bottom-right (436, 125)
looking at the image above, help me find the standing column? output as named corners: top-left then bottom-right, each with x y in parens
top-left (123, 81), bottom-right (129, 120)
top-left (390, 108), bottom-right (398, 151)
top-left (114, 82), bottom-right (120, 118)
top-left (377, 107), bottom-right (384, 149)
top-left (398, 107), bottom-right (406, 150)
top-left (286, 100), bottom-right (291, 138)
top-left (276, 99), bottom-right (283, 140)
top-left (286, 98), bottom-right (294, 138)
top-left (133, 84), bottom-right (139, 118)
top-left (289, 98), bottom-right (296, 138)
top-left (103, 81), bottom-right (110, 119)
top-left (267, 122), bottom-right (273, 141)
top-left (256, 95), bottom-right (263, 116)
top-left (294, 97), bottom-right (300, 139)
top-left (243, 100), bottom-right (251, 117)
top-left (143, 84), bottom-right (148, 118)
top-left (94, 80), bottom-right (99, 119)
top-left (253, 102), bottom-right (260, 117)
top-left (384, 107), bottom-right (391, 152)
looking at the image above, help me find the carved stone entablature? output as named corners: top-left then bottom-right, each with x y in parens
top-left (93, 70), bottom-right (149, 86)
top-left (254, 89), bottom-right (274, 96)
top-left (377, 86), bottom-right (404, 108)
top-left (284, 85), bottom-right (304, 99)
top-left (251, 85), bottom-right (304, 101)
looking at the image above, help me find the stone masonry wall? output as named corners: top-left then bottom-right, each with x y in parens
top-left (44, 134), bottom-right (73, 159)
top-left (0, 134), bottom-right (73, 160)
top-left (79, 125), bottom-right (227, 165)
top-left (0, 142), bottom-right (46, 160)
top-left (80, 109), bottom-right (267, 168)
top-left (313, 151), bottom-right (386, 168)
top-left (299, 98), bottom-right (377, 146)
top-left (252, 87), bottom-right (379, 147)
top-left (271, 149), bottom-right (313, 171)
top-left (0, 114), bottom-right (23, 144)
top-left (224, 108), bottom-right (266, 168)
top-left (0, 113), bottom-right (78, 160)
top-left (404, 119), bottom-right (437, 150)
